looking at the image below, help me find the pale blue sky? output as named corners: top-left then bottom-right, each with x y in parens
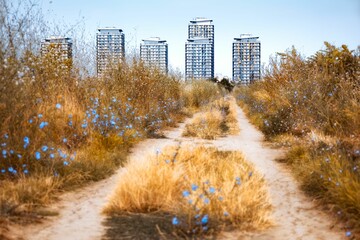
top-left (40, 0), bottom-right (360, 77)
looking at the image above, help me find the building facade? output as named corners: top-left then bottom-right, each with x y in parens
top-left (232, 34), bottom-right (261, 84)
top-left (96, 28), bottom-right (125, 77)
top-left (140, 37), bottom-right (168, 74)
top-left (41, 36), bottom-right (72, 61)
top-left (185, 18), bottom-right (214, 80)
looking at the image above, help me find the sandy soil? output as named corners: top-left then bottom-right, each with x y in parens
top-left (11, 102), bottom-right (345, 240)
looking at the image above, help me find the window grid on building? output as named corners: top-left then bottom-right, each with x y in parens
top-left (185, 18), bottom-right (214, 80)
top-left (96, 28), bottom-right (125, 78)
top-left (232, 34), bottom-right (261, 84)
top-left (140, 37), bottom-right (168, 74)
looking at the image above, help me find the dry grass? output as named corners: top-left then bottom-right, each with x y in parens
top-left (180, 80), bottom-right (225, 111)
top-left (0, 175), bottom-right (63, 216)
top-left (104, 145), bottom-right (272, 236)
top-left (182, 110), bottom-right (223, 140)
top-left (183, 97), bottom-right (239, 139)
top-left (0, 0), bottom-right (183, 221)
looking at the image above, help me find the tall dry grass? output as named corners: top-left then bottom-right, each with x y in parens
top-left (104, 145), bottom-right (272, 236)
top-left (0, 0), bottom-right (182, 221)
top-left (180, 79), bottom-right (225, 111)
top-left (234, 43), bottom-right (360, 236)
top-left (183, 97), bottom-right (239, 139)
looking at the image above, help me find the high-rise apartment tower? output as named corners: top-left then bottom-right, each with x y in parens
top-left (140, 37), bottom-right (168, 74)
top-left (232, 34), bottom-right (261, 84)
top-left (96, 28), bottom-right (125, 77)
top-left (41, 36), bottom-right (72, 61)
top-left (185, 18), bottom-right (214, 80)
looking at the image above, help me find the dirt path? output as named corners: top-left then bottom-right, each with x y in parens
top-left (13, 121), bottom-right (190, 240)
top-left (13, 102), bottom-right (345, 240)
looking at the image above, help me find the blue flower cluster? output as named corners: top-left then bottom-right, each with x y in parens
top-left (1, 94), bottom-right (179, 179)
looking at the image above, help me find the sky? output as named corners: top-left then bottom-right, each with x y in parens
top-left (39, 0), bottom-right (360, 77)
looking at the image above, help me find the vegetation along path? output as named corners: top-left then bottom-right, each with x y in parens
top-left (13, 101), bottom-right (344, 240)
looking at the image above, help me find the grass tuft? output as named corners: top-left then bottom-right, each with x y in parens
top-left (104, 145), bottom-right (272, 236)
top-left (183, 97), bottom-right (239, 139)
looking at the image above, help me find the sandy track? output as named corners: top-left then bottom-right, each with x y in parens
top-left (14, 121), bottom-right (188, 240)
top-left (13, 102), bottom-right (345, 240)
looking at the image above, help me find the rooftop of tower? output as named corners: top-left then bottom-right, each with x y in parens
top-left (234, 34), bottom-right (260, 42)
top-left (189, 17), bottom-right (213, 25)
top-left (97, 28), bottom-right (123, 34)
top-left (43, 36), bottom-right (72, 43)
top-left (141, 37), bottom-right (167, 44)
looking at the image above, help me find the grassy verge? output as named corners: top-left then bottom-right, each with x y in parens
top-left (233, 43), bottom-right (360, 238)
top-left (182, 97), bottom-right (239, 139)
top-left (104, 145), bottom-right (271, 238)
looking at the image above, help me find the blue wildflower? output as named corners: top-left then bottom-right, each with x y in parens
top-left (8, 167), bottom-right (14, 173)
top-left (17, 154), bottom-right (22, 158)
top-left (50, 153), bottom-right (55, 159)
top-left (38, 114), bottom-right (43, 118)
top-left (24, 169), bottom-right (29, 174)
top-left (2, 149), bottom-right (7, 157)
top-left (1, 169), bottom-right (5, 173)
top-left (188, 199), bottom-right (193, 204)
top-left (346, 231), bottom-right (351, 237)
top-left (63, 161), bottom-right (69, 166)
top-left (218, 196), bottom-right (224, 201)
top-left (3, 134), bottom-right (8, 139)
top-left (56, 103), bottom-right (61, 109)
top-left (68, 121), bottom-right (73, 126)
top-left (201, 215), bottom-right (208, 225)
top-left (165, 159), bottom-right (170, 164)
top-left (204, 198), bottom-right (210, 204)
top-left (236, 176), bottom-right (241, 185)
top-left (82, 123), bottom-right (88, 128)
top-left (203, 226), bottom-right (208, 231)
top-left (39, 121), bottom-right (49, 129)
top-left (191, 184), bottom-right (198, 191)
top-left (195, 214), bottom-right (200, 219)
top-left (29, 119), bottom-right (33, 124)
top-left (63, 138), bottom-right (67, 143)
top-left (172, 217), bottom-right (179, 225)
top-left (209, 187), bottom-right (216, 194)
top-left (249, 172), bottom-right (253, 177)
top-left (41, 145), bottom-right (48, 152)
top-left (9, 150), bottom-right (14, 154)
top-left (224, 211), bottom-right (229, 217)
top-left (23, 136), bottom-right (30, 149)
top-left (182, 190), bottom-right (190, 197)
top-left (35, 151), bottom-right (41, 160)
